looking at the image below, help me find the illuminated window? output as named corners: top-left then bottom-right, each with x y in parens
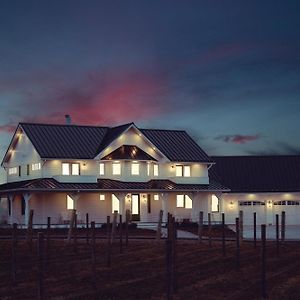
top-left (71, 163), bottom-right (80, 175)
top-left (176, 194), bottom-right (193, 208)
top-left (154, 194), bottom-right (159, 201)
top-left (112, 194), bottom-right (120, 213)
top-left (153, 164), bottom-right (159, 176)
top-left (176, 165), bottom-right (183, 177)
top-left (8, 167), bottom-right (17, 175)
top-left (99, 163), bottom-right (105, 175)
top-left (62, 163), bottom-right (80, 175)
top-left (211, 195), bottom-right (219, 212)
top-left (62, 163), bottom-right (70, 175)
top-left (32, 162), bottom-right (41, 171)
top-left (67, 195), bottom-right (74, 210)
top-left (131, 163), bottom-right (139, 175)
top-left (112, 162), bottom-right (121, 175)
top-left (100, 194), bottom-right (105, 201)
top-left (147, 163), bottom-right (150, 176)
top-left (176, 165), bottom-right (191, 177)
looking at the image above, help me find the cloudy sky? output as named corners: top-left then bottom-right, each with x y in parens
top-left (0, 0), bottom-right (300, 162)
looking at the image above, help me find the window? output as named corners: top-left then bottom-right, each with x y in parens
top-left (176, 165), bottom-right (191, 177)
top-left (239, 201), bottom-right (266, 206)
top-left (8, 167), bottom-right (17, 175)
top-left (67, 195), bottom-right (74, 210)
top-left (154, 194), bottom-right (159, 201)
top-left (32, 163), bottom-right (41, 171)
top-left (62, 163), bottom-right (80, 175)
top-left (147, 163), bottom-right (150, 176)
top-left (147, 194), bottom-right (151, 213)
top-left (274, 200), bottom-right (300, 206)
top-left (99, 194), bottom-right (105, 201)
top-left (18, 166), bottom-right (21, 177)
top-left (131, 163), bottom-right (139, 175)
top-left (21, 196), bottom-right (25, 215)
top-left (176, 194), bottom-right (193, 209)
top-left (153, 164), bottom-right (159, 176)
top-left (211, 195), bottom-right (219, 212)
top-left (112, 194), bottom-right (120, 213)
top-left (112, 162), bottom-right (121, 175)
top-left (99, 163), bottom-right (105, 175)
top-left (27, 164), bottom-right (30, 175)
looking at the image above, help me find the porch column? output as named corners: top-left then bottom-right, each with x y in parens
top-left (115, 193), bottom-right (127, 216)
top-left (70, 193), bottom-right (80, 219)
top-left (23, 193), bottom-right (32, 226)
top-left (161, 193), bottom-right (169, 223)
top-left (7, 194), bottom-right (15, 225)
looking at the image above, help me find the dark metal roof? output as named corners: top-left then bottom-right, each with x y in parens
top-left (101, 145), bottom-right (157, 161)
top-left (21, 123), bottom-right (108, 159)
top-left (141, 129), bottom-right (213, 162)
top-left (210, 155), bottom-right (300, 193)
top-left (0, 178), bottom-right (227, 193)
top-left (5, 122), bottom-right (212, 163)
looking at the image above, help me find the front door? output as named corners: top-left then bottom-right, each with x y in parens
top-left (131, 194), bottom-right (140, 221)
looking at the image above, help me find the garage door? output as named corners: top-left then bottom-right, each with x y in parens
top-left (239, 201), bottom-right (266, 225)
top-left (273, 200), bottom-right (300, 225)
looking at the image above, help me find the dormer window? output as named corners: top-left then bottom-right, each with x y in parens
top-left (175, 165), bottom-right (191, 177)
top-left (8, 167), bottom-right (17, 175)
top-left (153, 164), bottom-right (159, 177)
top-left (112, 162), bottom-right (121, 175)
top-left (32, 163), bottom-right (41, 171)
top-left (62, 163), bottom-right (80, 175)
top-left (131, 162), bottom-right (139, 175)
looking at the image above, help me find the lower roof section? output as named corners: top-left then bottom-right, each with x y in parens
top-left (0, 178), bottom-right (228, 194)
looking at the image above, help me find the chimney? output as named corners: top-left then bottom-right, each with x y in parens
top-left (65, 114), bottom-right (71, 125)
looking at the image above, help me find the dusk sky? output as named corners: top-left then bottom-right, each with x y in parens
top-left (1, 0), bottom-right (300, 162)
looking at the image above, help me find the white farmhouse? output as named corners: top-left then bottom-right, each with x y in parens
top-left (0, 122), bottom-right (227, 225)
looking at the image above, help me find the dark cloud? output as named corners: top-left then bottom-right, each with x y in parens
top-left (215, 134), bottom-right (260, 144)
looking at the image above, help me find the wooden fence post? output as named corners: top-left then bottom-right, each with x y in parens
top-left (261, 224), bottom-right (267, 299)
top-left (91, 221), bottom-right (96, 274)
top-left (86, 213), bottom-right (89, 244)
top-left (27, 209), bottom-right (34, 250)
top-left (111, 211), bottom-right (118, 243)
top-left (156, 209), bottom-right (163, 240)
top-left (208, 213), bottom-right (212, 247)
top-left (46, 217), bottom-right (51, 268)
top-left (253, 212), bottom-right (257, 248)
top-left (239, 210), bottom-right (243, 243)
top-left (12, 223), bottom-right (17, 283)
top-left (276, 214), bottom-right (279, 256)
top-left (166, 214), bottom-right (175, 299)
top-left (281, 211), bottom-right (286, 243)
top-left (74, 213), bottom-right (78, 252)
top-left (125, 209), bottom-right (129, 246)
top-left (106, 216), bottom-right (111, 267)
top-left (222, 213), bottom-right (226, 257)
top-left (37, 232), bottom-right (44, 300)
top-left (119, 215), bottom-right (123, 254)
top-left (235, 217), bottom-right (240, 270)
top-left (198, 211), bottom-right (203, 242)
top-left (67, 209), bottom-right (76, 244)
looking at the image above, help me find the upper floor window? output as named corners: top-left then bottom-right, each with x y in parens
top-left (99, 163), bottom-right (105, 175)
top-left (8, 167), bottom-right (17, 175)
top-left (112, 162), bottom-right (121, 175)
top-left (131, 162), bottom-right (139, 175)
top-left (153, 164), bottom-right (159, 176)
top-left (147, 163), bottom-right (150, 176)
top-left (32, 162), bottom-right (41, 171)
top-left (62, 163), bottom-right (80, 176)
top-left (176, 165), bottom-right (191, 177)
top-left (176, 194), bottom-right (193, 209)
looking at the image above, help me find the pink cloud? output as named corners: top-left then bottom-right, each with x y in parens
top-left (216, 134), bottom-right (260, 144)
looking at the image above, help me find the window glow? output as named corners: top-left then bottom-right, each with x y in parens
top-left (8, 167), bottom-right (17, 175)
top-left (154, 194), bottom-right (159, 201)
top-left (153, 164), bottom-right (159, 176)
top-left (211, 195), bottom-right (219, 212)
top-left (112, 194), bottom-right (120, 213)
top-left (112, 163), bottom-right (121, 175)
top-left (176, 195), bottom-right (184, 207)
top-left (62, 163), bottom-right (70, 175)
top-left (184, 166), bottom-right (191, 177)
top-left (185, 195), bottom-right (193, 209)
top-left (99, 163), bottom-right (105, 175)
top-left (72, 163), bottom-right (80, 175)
top-left (176, 165), bottom-right (183, 177)
top-left (100, 194), bottom-right (105, 201)
top-left (131, 194), bottom-right (139, 214)
top-left (131, 163), bottom-right (139, 175)
top-left (67, 195), bottom-right (74, 210)
top-left (32, 162), bottom-right (41, 171)
top-left (147, 163), bottom-right (150, 176)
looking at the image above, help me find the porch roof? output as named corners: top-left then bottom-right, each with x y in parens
top-left (0, 178), bottom-right (228, 194)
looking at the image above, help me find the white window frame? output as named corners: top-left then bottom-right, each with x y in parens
top-left (176, 195), bottom-right (184, 207)
top-left (176, 194), bottom-right (193, 209)
top-left (154, 194), bottom-right (159, 201)
top-left (32, 162), bottom-right (41, 171)
top-left (67, 195), bottom-right (74, 210)
top-left (176, 165), bottom-right (191, 177)
top-left (183, 165), bottom-right (191, 177)
top-left (131, 162), bottom-right (140, 175)
top-left (175, 165), bottom-right (183, 177)
top-left (112, 162), bottom-right (121, 175)
top-left (153, 164), bottom-right (159, 176)
top-left (8, 167), bottom-right (17, 175)
top-left (62, 163), bottom-right (80, 175)
top-left (99, 163), bottom-right (105, 175)
top-left (71, 163), bottom-right (80, 175)
top-left (99, 194), bottom-right (105, 201)
top-left (211, 195), bottom-right (219, 212)
top-left (112, 194), bottom-right (120, 213)
top-left (62, 163), bottom-right (70, 175)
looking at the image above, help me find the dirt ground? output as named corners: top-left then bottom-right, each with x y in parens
top-left (1, 228), bottom-right (300, 300)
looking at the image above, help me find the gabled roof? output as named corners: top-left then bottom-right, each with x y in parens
top-left (210, 155), bottom-right (300, 193)
top-left (0, 178), bottom-right (228, 193)
top-left (101, 145), bottom-right (157, 161)
top-left (3, 122), bottom-right (212, 163)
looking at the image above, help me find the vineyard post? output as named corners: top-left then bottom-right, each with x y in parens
top-left (198, 211), bottom-right (203, 242)
top-left (46, 217), bottom-right (51, 268)
top-left (261, 224), bottom-right (267, 299)
top-left (156, 209), bottom-right (163, 240)
top-left (235, 217), bottom-right (240, 270)
top-left (172, 216), bottom-right (177, 293)
top-left (91, 221), bottom-right (96, 275)
top-left (27, 209), bottom-right (34, 251)
top-left (86, 213), bottom-right (89, 244)
top-left (12, 223), bottom-right (17, 283)
top-left (239, 210), bottom-right (243, 243)
top-left (119, 214), bottom-right (123, 254)
top-left (37, 232), bottom-right (45, 300)
top-left (111, 210), bottom-right (118, 243)
top-left (67, 209), bottom-right (76, 244)
top-left (253, 212), bottom-right (257, 248)
top-left (281, 211), bottom-right (286, 243)
top-left (222, 213), bottom-right (226, 257)
top-left (125, 209), bottom-right (129, 246)
top-left (74, 212), bottom-right (78, 253)
top-left (208, 213), bottom-right (212, 247)
top-left (106, 216), bottom-right (111, 267)
top-left (276, 214), bottom-right (279, 256)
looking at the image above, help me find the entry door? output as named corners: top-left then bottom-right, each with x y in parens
top-left (131, 194), bottom-right (140, 221)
